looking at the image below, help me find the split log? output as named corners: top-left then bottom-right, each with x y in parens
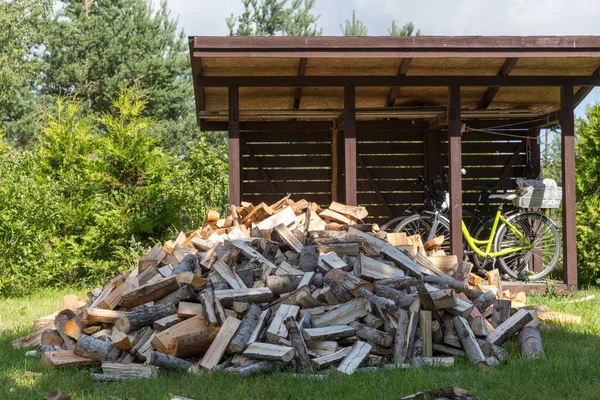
top-left (362, 313), bottom-right (384, 329)
top-left (486, 309), bottom-right (535, 346)
top-left (213, 261), bottom-right (247, 290)
top-left (492, 299), bottom-right (512, 328)
top-left (83, 308), bottom-right (126, 325)
top-left (423, 275), bottom-right (483, 299)
top-left (54, 310), bottom-right (76, 350)
top-left (172, 326), bottom-right (220, 358)
top-left (177, 302), bottom-right (204, 318)
top-left (214, 288), bottom-right (274, 304)
top-left (121, 276), bottom-right (180, 308)
top-left (273, 223), bottom-right (304, 253)
top-left (306, 340), bottom-right (339, 356)
top-left (429, 289), bottom-right (457, 309)
top-left (283, 316), bottom-right (312, 373)
top-left (155, 284), bottom-right (195, 306)
top-left (41, 330), bottom-right (64, 347)
top-left (243, 342), bottom-right (295, 362)
top-left (109, 330), bottom-right (132, 351)
top-left (198, 287), bottom-right (218, 325)
top-left (197, 316), bottom-right (241, 371)
top-left (312, 297), bottom-right (368, 328)
top-left (442, 314), bottom-right (461, 348)
top-left (328, 201), bottom-right (368, 220)
top-left (431, 320), bottom-right (443, 344)
top-left (518, 326), bottom-right (545, 360)
top-left (420, 310), bottom-right (432, 357)
top-left (229, 304), bottom-right (263, 353)
top-left (153, 314), bottom-right (182, 332)
top-left (41, 350), bottom-right (100, 369)
top-left (102, 362), bottom-right (158, 378)
top-left (266, 304), bottom-right (300, 343)
top-left (115, 304), bottom-right (176, 333)
top-left (490, 342), bottom-right (509, 362)
top-left (357, 287), bottom-right (398, 312)
top-left (311, 347), bottom-right (352, 369)
top-left (302, 325), bottom-right (356, 341)
top-left (354, 254), bottom-right (404, 281)
top-left (319, 251), bottom-right (348, 272)
top-left (453, 316), bottom-right (487, 369)
top-left (176, 272), bottom-right (207, 288)
top-left (432, 344), bottom-right (465, 357)
top-left (323, 268), bottom-right (372, 297)
top-left (99, 282), bottom-right (135, 310)
top-left (394, 309), bottom-right (410, 363)
top-left (350, 321), bottom-right (393, 347)
top-left (423, 235), bottom-right (445, 251)
top-left (337, 341), bottom-right (372, 375)
top-left (247, 309), bottom-right (271, 347)
top-left (74, 334), bottom-right (121, 362)
top-left (152, 315), bottom-right (209, 354)
top-left (228, 360), bottom-right (278, 378)
top-left (63, 314), bottom-right (85, 341)
top-left (266, 275), bottom-right (303, 295)
top-left (473, 290), bottom-right (496, 312)
top-left (148, 350), bottom-right (193, 370)
top-left (476, 338), bottom-right (492, 357)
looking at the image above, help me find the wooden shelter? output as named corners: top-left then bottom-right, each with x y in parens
top-left (189, 36), bottom-right (600, 291)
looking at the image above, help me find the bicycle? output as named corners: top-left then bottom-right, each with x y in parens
top-left (382, 175), bottom-right (561, 281)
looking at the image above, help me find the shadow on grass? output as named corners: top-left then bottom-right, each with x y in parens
top-left (2, 322), bottom-right (600, 400)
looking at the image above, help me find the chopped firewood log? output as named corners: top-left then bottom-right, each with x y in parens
top-left (319, 251), bottom-right (348, 272)
top-left (312, 297), bottom-right (368, 328)
top-left (537, 310), bottom-right (582, 324)
top-left (139, 244), bottom-right (166, 271)
top-left (152, 315), bottom-right (210, 354)
top-left (41, 350), bottom-right (100, 369)
top-left (423, 235), bottom-right (445, 251)
top-left (148, 350), bottom-right (193, 371)
top-left (177, 302), bottom-right (204, 319)
top-left (227, 360), bottom-right (278, 377)
top-left (266, 275), bottom-right (303, 295)
top-left (429, 289), bottom-right (457, 309)
top-left (266, 304), bottom-right (300, 343)
top-left (473, 290), bottom-right (496, 313)
top-left (213, 261), bottom-right (247, 290)
top-left (423, 275), bottom-right (483, 299)
top-left (492, 299), bottom-right (512, 328)
top-left (229, 304), bottom-right (263, 353)
top-left (354, 254), bottom-right (405, 281)
top-left (214, 288), bottom-right (274, 304)
top-left (420, 310), bottom-right (433, 357)
top-left (328, 201), bottom-right (368, 221)
top-left (394, 309), bottom-right (410, 363)
top-left (176, 271), bottom-right (207, 288)
top-left (469, 306), bottom-right (491, 337)
top-left (306, 340), bottom-right (339, 356)
top-left (273, 223), bottom-right (304, 253)
top-left (255, 206), bottom-right (295, 231)
top-left (319, 209), bottom-right (353, 225)
top-left (302, 325), bottom-right (356, 341)
top-left (115, 304), bottom-right (176, 333)
top-left (337, 341), bottom-right (372, 375)
top-left (83, 308), bottom-right (126, 325)
top-left (121, 276), bottom-right (180, 308)
top-left (74, 334), bottom-right (121, 362)
top-left (450, 261), bottom-right (472, 282)
top-left (432, 343), bottom-right (465, 357)
top-left (442, 314), bottom-right (461, 348)
top-left (53, 310), bottom-right (75, 350)
top-left (518, 326), bottom-right (545, 360)
top-left (486, 309), bottom-right (535, 346)
top-left (196, 316), bottom-right (241, 371)
top-left (385, 232), bottom-right (408, 247)
top-left (453, 316), bottom-right (488, 369)
top-left (41, 330), bottom-right (64, 347)
top-left (311, 347), bottom-right (352, 369)
top-left (357, 287), bottom-right (398, 313)
top-left (153, 314), bottom-right (182, 332)
top-left (109, 330), bottom-right (132, 351)
top-left (283, 316), bottom-right (312, 372)
top-left (241, 202), bottom-right (274, 225)
top-left (102, 362), bottom-right (158, 378)
top-left (350, 321), bottom-right (393, 347)
top-left (323, 268), bottom-right (372, 297)
top-left (34, 313), bottom-right (59, 329)
top-left (412, 356), bottom-right (455, 367)
top-left (362, 313), bottom-right (384, 329)
top-left (243, 342), bottom-right (295, 362)
top-left (172, 326), bottom-right (220, 358)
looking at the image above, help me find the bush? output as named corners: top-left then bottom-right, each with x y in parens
top-left (0, 90), bottom-right (228, 295)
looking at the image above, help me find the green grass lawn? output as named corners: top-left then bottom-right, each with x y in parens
top-left (2, 288), bottom-right (600, 400)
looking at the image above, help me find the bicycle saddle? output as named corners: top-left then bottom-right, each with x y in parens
top-left (488, 193), bottom-right (517, 201)
top-left (473, 184), bottom-right (500, 192)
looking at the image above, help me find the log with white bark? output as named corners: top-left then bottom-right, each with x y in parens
top-left (311, 347), bottom-right (352, 369)
top-left (266, 304), bottom-right (300, 343)
top-left (148, 350), bottom-right (193, 370)
top-left (302, 325), bottom-right (356, 341)
top-left (229, 304), bottom-right (263, 353)
top-left (432, 344), bottom-right (465, 357)
top-left (429, 289), bottom-right (457, 309)
top-left (155, 284), bottom-right (196, 306)
top-left (74, 334), bottom-right (121, 362)
top-left (266, 275), bottom-right (303, 295)
top-left (153, 314), bottom-right (182, 332)
top-left (323, 268), bottom-right (373, 297)
top-left (283, 316), bottom-right (312, 373)
top-left (486, 309), bottom-right (535, 346)
top-left (491, 299), bottom-right (512, 328)
top-left (349, 321), bottom-right (393, 347)
top-left (442, 314), bottom-right (461, 348)
top-left (227, 360), bottom-right (278, 378)
top-left (214, 288), bottom-right (274, 304)
top-left (518, 326), bottom-right (545, 360)
top-left (357, 287), bottom-right (398, 312)
top-left (394, 308), bottom-right (410, 363)
top-left (453, 316), bottom-right (488, 369)
top-left (121, 276), bottom-right (180, 308)
top-left (312, 297), bottom-right (368, 328)
top-left (115, 304), bottom-right (176, 333)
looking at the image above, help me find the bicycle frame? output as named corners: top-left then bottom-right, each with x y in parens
top-left (462, 209), bottom-right (533, 258)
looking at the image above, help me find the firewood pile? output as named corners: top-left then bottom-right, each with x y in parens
top-left (12, 197), bottom-right (549, 380)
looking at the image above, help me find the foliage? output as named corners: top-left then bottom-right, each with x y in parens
top-left (575, 105), bottom-right (600, 285)
top-left (0, 0), bottom-right (52, 147)
top-left (340, 10), bottom-right (368, 36)
top-left (0, 90), bottom-right (228, 295)
top-left (226, 0), bottom-right (322, 36)
top-left (541, 129), bottom-right (562, 184)
top-left (388, 20), bottom-right (421, 36)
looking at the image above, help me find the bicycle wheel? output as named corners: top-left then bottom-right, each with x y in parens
top-left (493, 212), bottom-right (560, 281)
top-left (394, 213), bottom-right (450, 252)
top-left (379, 216), bottom-right (408, 233)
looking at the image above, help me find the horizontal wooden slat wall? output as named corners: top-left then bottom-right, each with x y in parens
top-left (241, 130), bottom-right (333, 206)
top-left (357, 129), bottom-right (426, 224)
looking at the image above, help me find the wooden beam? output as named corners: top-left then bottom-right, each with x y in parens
top-left (385, 58), bottom-right (412, 107)
top-left (427, 111), bottom-right (448, 130)
top-left (476, 58), bottom-right (519, 110)
top-left (196, 75), bottom-right (600, 88)
top-left (573, 65), bottom-right (600, 107)
top-left (229, 86), bottom-right (241, 205)
top-left (240, 138), bottom-right (278, 195)
top-left (293, 58), bottom-right (308, 110)
top-left (561, 85), bottom-right (577, 288)
top-left (448, 85), bottom-right (463, 261)
top-left (344, 85), bottom-right (357, 206)
top-left (357, 155), bottom-right (393, 218)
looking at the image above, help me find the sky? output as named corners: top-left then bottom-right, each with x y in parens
top-left (166, 0), bottom-right (600, 112)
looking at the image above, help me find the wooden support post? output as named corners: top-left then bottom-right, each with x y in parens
top-left (228, 86), bottom-right (241, 206)
top-left (344, 85), bottom-right (357, 206)
top-left (561, 85), bottom-right (577, 288)
top-left (331, 119), bottom-right (339, 202)
top-left (448, 85), bottom-right (463, 261)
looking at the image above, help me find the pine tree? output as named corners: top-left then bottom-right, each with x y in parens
top-left (388, 20), bottom-right (421, 36)
top-left (40, 0), bottom-right (197, 154)
top-left (340, 10), bottom-right (368, 36)
top-left (226, 0), bottom-right (321, 36)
